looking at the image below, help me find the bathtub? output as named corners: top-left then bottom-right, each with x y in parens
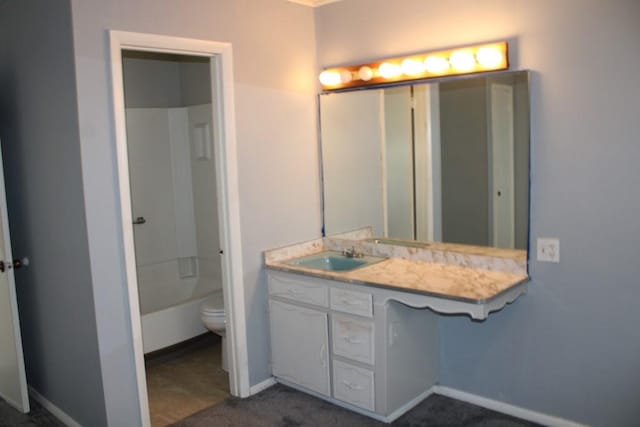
top-left (138, 258), bottom-right (222, 354)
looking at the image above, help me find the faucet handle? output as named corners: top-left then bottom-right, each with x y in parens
top-left (342, 246), bottom-right (363, 258)
top-left (352, 247), bottom-right (364, 258)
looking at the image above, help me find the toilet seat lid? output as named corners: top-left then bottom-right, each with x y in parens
top-left (201, 293), bottom-right (224, 314)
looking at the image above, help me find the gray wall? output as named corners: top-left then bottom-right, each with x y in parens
top-left (316, 0), bottom-right (640, 426)
top-left (439, 78), bottom-right (489, 246)
top-left (122, 53), bottom-right (182, 107)
top-left (70, 0), bottom-right (319, 424)
top-left (180, 59), bottom-right (213, 106)
top-left (0, 0), bottom-right (107, 426)
top-left (122, 52), bottom-right (211, 108)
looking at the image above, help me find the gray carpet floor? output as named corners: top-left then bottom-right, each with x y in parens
top-left (1, 384), bottom-right (543, 426)
top-left (171, 384), bottom-right (543, 427)
top-left (0, 398), bottom-right (64, 427)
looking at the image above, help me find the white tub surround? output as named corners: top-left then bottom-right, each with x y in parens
top-left (126, 104), bottom-right (224, 354)
top-left (264, 232), bottom-right (529, 422)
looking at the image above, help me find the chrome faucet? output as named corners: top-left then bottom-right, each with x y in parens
top-left (342, 246), bottom-right (363, 258)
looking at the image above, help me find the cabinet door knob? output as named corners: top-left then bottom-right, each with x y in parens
top-left (319, 344), bottom-right (326, 367)
top-left (343, 380), bottom-right (364, 391)
top-left (340, 298), bottom-right (362, 306)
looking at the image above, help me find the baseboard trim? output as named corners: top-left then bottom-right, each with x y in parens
top-left (274, 378), bottom-right (434, 424)
top-left (385, 386), bottom-right (436, 422)
top-left (28, 386), bottom-right (82, 427)
top-left (251, 379), bottom-right (586, 426)
top-left (249, 377), bottom-right (277, 395)
top-left (433, 386), bottom-right (587, 427)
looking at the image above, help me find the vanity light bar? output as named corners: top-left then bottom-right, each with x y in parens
top-left (319, 41), bottom-right (509, 91)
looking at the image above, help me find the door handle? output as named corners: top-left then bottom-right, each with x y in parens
top-left (132, 216), bottom-right (146, 225)
top-left (0, 257), bottom-right (29, 273)
top-left (319, 344), bottom-right (326, 367)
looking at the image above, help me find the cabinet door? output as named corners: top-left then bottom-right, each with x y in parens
top-left (269, 299), bottom-right (330, 396)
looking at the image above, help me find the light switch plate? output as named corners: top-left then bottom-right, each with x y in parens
top-left (537, 238), bottom-right (560, 263)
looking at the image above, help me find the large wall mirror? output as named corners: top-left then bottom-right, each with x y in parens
top-left (320, 70), bottom-right (530, 251)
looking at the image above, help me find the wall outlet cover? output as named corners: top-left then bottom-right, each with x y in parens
top-left (537, 237), bottom-right (560, 263)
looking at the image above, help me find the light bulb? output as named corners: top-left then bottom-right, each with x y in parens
top-left (358, 66), bottom-right (373, 81)
top-left (378, 62), bottom-right (401, 79)
top-left (319, 70), bottom-right (341, 86)
top-left (449, 50), bottom-right (476, 72)
top-left (424, 55), bottom-right (450, 74)
top-left (340, 70), bottom-right (353, 84)
top-left (476, 46), bottom-right (503, 68)
top-left (400, 58), bottom-right (425, 76)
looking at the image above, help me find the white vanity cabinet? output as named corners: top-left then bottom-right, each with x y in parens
top-left (267, 269), bottom-right (439, 423)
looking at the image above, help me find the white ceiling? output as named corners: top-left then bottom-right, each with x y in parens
top-left (287, 0), bottom-right (342, 7)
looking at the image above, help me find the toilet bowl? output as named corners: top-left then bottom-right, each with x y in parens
top-left (200, 292), bottom-right (228, 371)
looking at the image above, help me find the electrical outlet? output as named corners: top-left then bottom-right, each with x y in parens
top-left (537, 238), bottom-right (560, 263)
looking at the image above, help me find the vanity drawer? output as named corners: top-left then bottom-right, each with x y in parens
top-left (332, 360), bottom-right (375, 412)
top-left (268, 272), bottom-right (329, 308)
top-left (332, 314), bottom-right (374, 365)
top-left (330, 288), bottom-right (373, 317)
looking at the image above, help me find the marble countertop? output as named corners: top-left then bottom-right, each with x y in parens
top-left (266, 254), bottom-right (528, 304)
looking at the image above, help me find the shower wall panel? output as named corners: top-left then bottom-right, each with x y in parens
top-left (126, 105), bottom-right (221, 313)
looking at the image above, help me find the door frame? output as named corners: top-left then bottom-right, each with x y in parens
top-left (425, 83), bottom-right (443, 242)
top-left (108, 31), bottom-right (249, 426)
top-left (0, 142), bottom-right (29, 413)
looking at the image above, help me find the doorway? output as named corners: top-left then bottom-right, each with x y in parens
top-left (109, 31), bottom-right (249, 427)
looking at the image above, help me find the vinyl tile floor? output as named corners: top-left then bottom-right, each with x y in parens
top-left (145, 333), bottom-right (230, 427)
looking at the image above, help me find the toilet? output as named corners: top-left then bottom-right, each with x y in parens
top-left (200, 291), bottom-right (228, 371)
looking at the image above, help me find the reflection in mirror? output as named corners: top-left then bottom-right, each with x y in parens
top-left (320, 71), bottom-right (529, 250)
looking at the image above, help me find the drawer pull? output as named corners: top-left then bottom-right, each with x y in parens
top-left (339, 298), bottom-right (363, 306)
top-left (320, 344), bottom-right (327, 367)
top-left (342, 380), bottom-right (364, 391)
top-left (287, 288), bottom-right (304, 295)
top-left (342, 335), bottom-right (363, 344)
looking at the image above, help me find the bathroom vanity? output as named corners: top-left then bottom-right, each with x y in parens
top-left (264, 229), bottom-right (528, 422)
top-left (265, 67), bottom-right (531, 421)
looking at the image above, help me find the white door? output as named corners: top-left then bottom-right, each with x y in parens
top-left (490, 83), bottom-right (515, 248)
top-left (0, 144), bottom-right (29, 412)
